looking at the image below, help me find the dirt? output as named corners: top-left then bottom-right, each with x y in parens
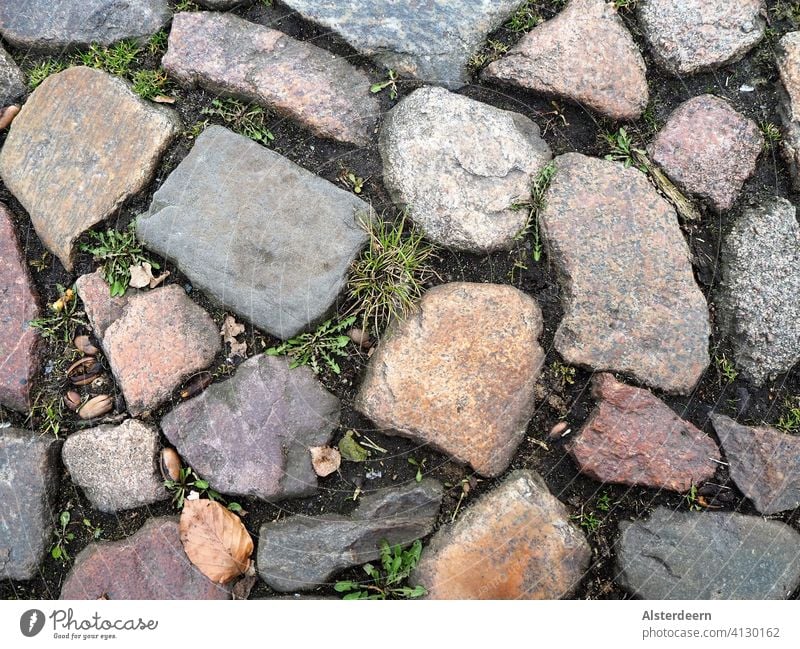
top-left (1, 0), bottom-right (799, 600)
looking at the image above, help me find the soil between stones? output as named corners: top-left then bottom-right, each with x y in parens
top-left (1, 0), bottom-right (799, 600)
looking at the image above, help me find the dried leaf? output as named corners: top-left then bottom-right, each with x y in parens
top-left (221, 315), bottom-right (247, 358)
top-left (149, 270), bottom-right (170, 288)
top-left (152, 95), bottom-right (176, 104)
top-left (309, 446), bottom-right (341, 477)
top-left (338, 430), bottom-right (369, 462)
top-left (129, 262), bottom-right (154, 289)
top-left (179, 499), bottom-right (253, 584)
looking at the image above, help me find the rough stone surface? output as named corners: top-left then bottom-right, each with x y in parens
top-left (0, 429), bottom-right (59, 581)
top-left (0, 67), bottom-right (179, 270)
top-left (776, 32), bottom-right (800, 191)
top-left (0, 204), bottom-right (41, 413)
top-left (483, 0), bottom-right (648, 120)
top-left (257, 480), bottom-right (442, 591)
top-left (379, 86), bottom-right (552, 252)
top-left (62, 420), bottom-right (167, 513)
top-left (540, 153), bottom-right (710, 394)
top-left (60, 518), bottom-right (230, 599)
top-left (137, 126), bottom-right (369, 340)
top-left (569, 374), bottom-right (720, 493)
top-left (197, 0), bottom-right (244, 7)
top-left (617, 507), bottom-right (800, 599)
top-left (413, 471), bottom-right (590, 599)
top-left (355, 283), bottom-right (544, 477)
top-left (161, 355), bottom-right (339, 501)
top-left (281, 0), bottom-right (522, 89)
top-left (716, 197), bottom-right (800, 384)
top-left (649, 95), bottom-right (762, 212)
top-left (163, 12), bottom-right (379, 146)
top-left (76, 272), bottom-right (220, 416)
top-left (638, 0), bottom-right (765, 75)
top-left (711, 414), bottom-right (800, 515)
top-left (0, 45), bottom-right (24, 105)
top-left (0, 0), bottom-right (171, 52)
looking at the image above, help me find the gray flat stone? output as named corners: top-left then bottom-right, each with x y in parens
top-left (0, 429), bottom-right (59, 581)
top-left (379, 86), bottom-right (551, 252)
top-left (0, 0), bottom-right (171, 52)
top-left (137, 125), bottom-right (370, 340)
top-left (0, 44), bottom-right (25, 105)
top-left (617, 507), bottom-right (800, 599)
top-left (716, 197), bottom-right (800, 384)
top-left (257, 479), bottom-right (443, 591)
top-left (161, 355), bottom-right (340, 501)
top-left (62, 420), bottom-right (167, 513)
top-left (280, 0), bottom-right (523, 89)
top-left (163, 12), bottom-right (379, 146)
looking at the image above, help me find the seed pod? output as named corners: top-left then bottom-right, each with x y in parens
top-left (180, 372), bottom-right (213, 399)
top-left (63, 390), bottom-right (82, 411)
top-left (77, 394), bottom-right (113, 420)
top-left (548, 421), bottom-right (569, 439)
top-left (159, 448), bottom-right (182, 482)
top-left (0, 105), bottom-right (19, 130)
top-left (67, 357), bottom-right (102, 385)
top-left (73, 335), bottom-right (99, 356)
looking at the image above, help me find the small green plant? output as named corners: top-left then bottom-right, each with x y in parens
top-left (370, 69), bottom-right (399, 100)
top-left (201, 97), bottom-right (274, 145)
top-left (715, 354), bottom-right (738, 384)
top-left (80, 224), bottom-right (160, 296)
top-left (612, 0), bottom-right (638, 9)
top-left (82, 517), bottom-right (103, 540)
top-left (760, 121), bottom-right (782, 150)
top-left (30, 285), bottom-right (86, 344)
top-left (148, 29), bottom-right (169, 55)
top-left (469, 39), bottom-right (510, 70)
top-left (131, 68), bottom-right (169, 100)
top-left (572, 506), bottom-right (602, 533)
top-left (77, 40), bottom-right (140, 77)
top-left (334, 540), bottom-right (426, 599)
top-left (338, 168), bottom-right (366, 194)
top-left (50, 510), bottom-right (75, 562)
top-left (604, 127), bottom-right (648, 172)
top-left (164, 467), bottom-right (223, 509)
top-left (266, 316), bottom-right (356, 375)
top-left (506, 1), bottom-right (543, 32)
top-left (773, 1), bottom-right (800, 28)
top-left (174, 0), bottom-right (200, 10)
top-left (685, 484), bottom-right (702, 511)
top-left (346, 211), bottom-right (437, 334)
top-left (25, 59), bottom-right (67, 90)
top-left (27, 394), bottom-right (64, 439)
top-left (596, 491), bottom-right (613, 513)
top-left (776, 397), bottom-right (800, 432)
top-left (512, 162), bottom-right (556, 263)
top-left (407, 457), bottom-right (426, 482)
top-left (551, 360), bottom-right (576, 388)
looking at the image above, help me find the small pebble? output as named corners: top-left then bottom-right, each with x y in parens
top-left (548, 421), bottom-right (569, 439)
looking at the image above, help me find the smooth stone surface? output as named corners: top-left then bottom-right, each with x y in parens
top-left (483, 0), bottom-right (648, 120)
top-left (413, 471), bottom-right (590, 599)
top-left (137, 126), bottom-right (370, 340)
top-left (540, 153), bottom-right (710, 394)
top-left (379, 86), bottom-right (552, 252)
top-left (163, 12), bottom-right (379, 146)
top-left (281, 0), bottom-right (523, 89)
top-left (0, 67), bottom-right (179, 270)
top-left (0, 204), bottom-right (41, 412)
top-left (0, 429), bottom-right (59, 580)
top-left (776, 32), bottom-right (800, 190)
top-left (355, 282), bottom-right (544, 477)
top-left (62, 420), bottom-right (167, 513)
top-left (0, 44), bottom-right (25, 105)
top-left (716, 197), bottom-right (800, 384)
top-left (0, 0), bottom-right (171, 52)
top-left (76, 272), bottom-right (220, 416)
top-left (257, 479), bottom-right (443, 591)
top-left (60, 518), bottom-right (231, 599)
top-left (638, 0), bottom-right (765, 75)
top-left (712, 414), bottom-right (800, 515)
top-left (649, 95), bottom-right (762, 212)
top-left (160, 355), bottom-right (339, 501)
top-left (569, 374), bottom-right (720, 493)
top-left (617, 507), bottom-right (800, 599)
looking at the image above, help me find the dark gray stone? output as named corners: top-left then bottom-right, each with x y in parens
top-left (0, 429), bottom-right (59, 580)
top-left (137, 125), bottom-right (370, 339)
top-left (617, 507), bottom-right (800, 599)
top-left (0, 0), bottom-right (171, 52)
top-left (161, 355), bottom-right (340, 501)
top-left (280, 0), bottom-right (523, 89)
top-left (0, 45), bottom-right (24, 105)
top-left (711, 414), bottom-right (800, 515)
top-left (257, 479), bottom-right (443, 591)
top-left (197, 0), bottom-right (245, 7)
top-left (62, 420), bottom-right (167, 513)
top-left (716, 197), bottom-right (800, 384)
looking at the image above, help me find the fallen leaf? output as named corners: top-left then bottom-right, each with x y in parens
top-left (179, 499), bottom-right (253, 584)
top-left (149, 270), bottom-right (170, 288)
top-left (129, 262), bottom-right (154, 289)
top-left (309, 446), bottom-right (341, 477)
top-left (152, 95), bottom-right (176, 104)
top-left (338, 430), bottom-right (369, 462)
top-left (221, 315), bottom-right (247, 358)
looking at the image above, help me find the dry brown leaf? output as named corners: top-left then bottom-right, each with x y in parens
top-left (152, 95), bottom-right (176, 104)
top-left (129, 262), bottom-right (154, 289)
top-left (309, 446), bottom-right (341, 477)
top-left (221, 315), bottom-right (247, 358)
top-left (149, 270), bottom-right (170, 288)
top-left (179, 499), bottom-right (253, 584)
